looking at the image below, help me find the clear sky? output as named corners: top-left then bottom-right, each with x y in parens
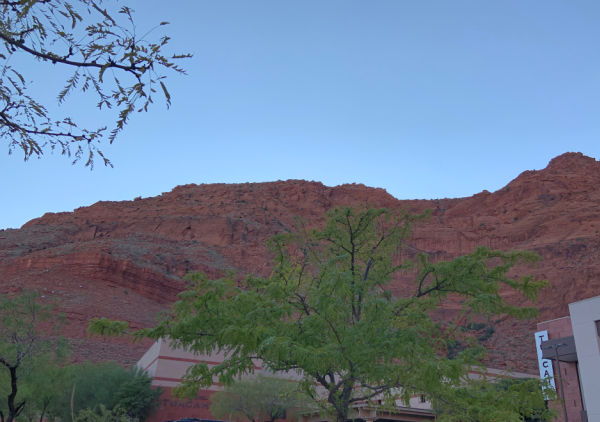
top-left (2, 0), bottom-right (599, 229)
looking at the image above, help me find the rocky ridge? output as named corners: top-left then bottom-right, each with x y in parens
top-left (1, 152), bottom-right (599, 371)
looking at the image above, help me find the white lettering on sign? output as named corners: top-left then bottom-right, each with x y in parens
top-left (534, 330), bottom-right (556, 398)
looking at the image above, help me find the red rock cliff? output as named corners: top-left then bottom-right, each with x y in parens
top-left (1, 152), bottom-right (599, 371)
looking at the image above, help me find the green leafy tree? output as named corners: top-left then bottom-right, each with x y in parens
top-left (92, 207), bottom-right (550, 422)
top-left (18, 354), bottom-right (72, 422)
top-left (210, 375), bottom-right (312, 422)
top-left (113, 367), bottom-right (162, 421)
top-left (0, 290), bottom-right (66, 422)
top-left (54, 362), bottom-right (161, 422)
top-left (0, 0), bottom-right (190, 166)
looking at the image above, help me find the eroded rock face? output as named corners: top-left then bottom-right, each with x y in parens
top-left (1, 152), bottom-right (599, 371)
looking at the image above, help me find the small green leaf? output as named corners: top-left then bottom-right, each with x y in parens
top-left (159, 81), bottom-right (171, 107)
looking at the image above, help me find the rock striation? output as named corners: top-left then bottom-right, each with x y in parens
top-left (1, 152), bottom-right (599, 371)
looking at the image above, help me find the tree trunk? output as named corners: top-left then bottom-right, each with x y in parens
top-left (332, 397), bottom-right (350, 422)
top-left (6, 366), bottom-right (25, 422)
top-left (39, 400), bottom-right (50, 422)
top-left (332, 381), bottom-right (354, 422)
top-left (334, 409), bottom-right (348, 422)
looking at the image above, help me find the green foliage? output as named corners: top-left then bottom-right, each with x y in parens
top-left (0, 290), bottom-right (66, 422)
top-left (88, 317), bottom-right (130, 337)
top-left (54, 362), bottom-right (161, 422)
top-left (97, 207), bottom-right (549, 422)
top-left (0, 0), bottom-right (191, 166)
top-left (435, 377), bottom-right (553, 421)
top-left (0, 291), bottom-right (159, 422)
top-left (0, 290), bottom-right (64, 365)
top-left (209, 376), bottom-right (312, 422)
top-left (0, 353), bottom-right (71, 422)
top-left (113, 367), bottom-right (162, 421)
top-left (75, 405), bottom-right (131, 422)
top-left (17, 354), bottom-right (72, 422)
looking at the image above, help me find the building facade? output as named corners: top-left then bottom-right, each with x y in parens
top-left (138, 339), bottom-right (541, 422)
top-left (137, 339), bottom-right (436, 422)
top-left (137, 339), bottom-right (223, 422)
top-left (535, 295), bottom-right (600, 422)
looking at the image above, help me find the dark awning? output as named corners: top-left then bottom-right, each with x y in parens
top-left (540, 336), bottom-right (577, 362)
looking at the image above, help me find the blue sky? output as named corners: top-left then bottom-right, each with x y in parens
top-left (2, 0), bottom-right (599, 229)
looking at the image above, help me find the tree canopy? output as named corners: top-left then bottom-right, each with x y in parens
top-left (0, 290), bottom-right (67, 422)
top-left (92, 207), bottom-right (551, 422)
top-left (0, 291), bottom-right (160, 422)
top-left (16, 353), bottom-right (72, 422)
top-left (0, 0), bottom-right (190, 166)
top-left (53, 362), bottom-right (161, 422)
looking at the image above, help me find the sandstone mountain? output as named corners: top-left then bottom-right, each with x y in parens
top-left (1, 152), bottom-right (598, 373)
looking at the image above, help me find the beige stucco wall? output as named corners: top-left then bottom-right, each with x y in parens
top-left (569, 296), bottom-right (600, 422)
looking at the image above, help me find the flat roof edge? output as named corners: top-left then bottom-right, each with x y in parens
top-left (537, 315), bottom-right (571, 325)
